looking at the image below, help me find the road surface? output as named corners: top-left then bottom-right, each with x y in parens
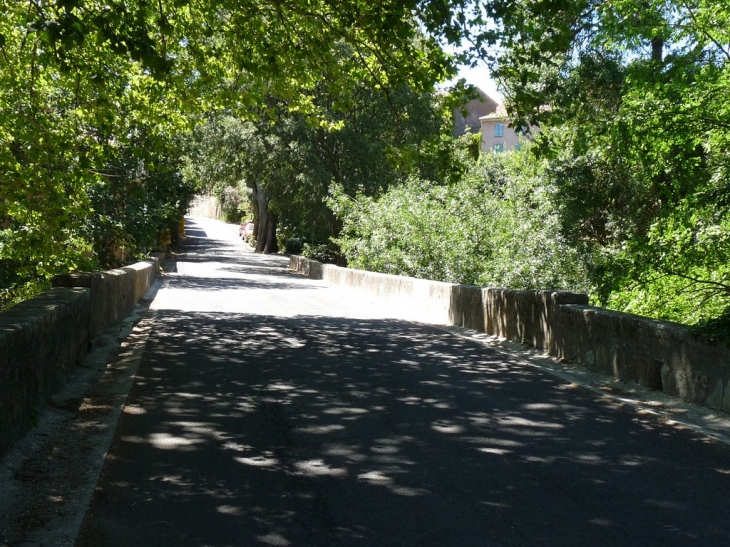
top-left (75, 217), bottom-right (730, 547)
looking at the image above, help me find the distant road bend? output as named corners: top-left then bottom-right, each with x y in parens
top-left (76, 216), bottom-right (730, 547)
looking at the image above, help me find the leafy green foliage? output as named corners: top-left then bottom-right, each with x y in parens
top-left (691, 310), bottom-right (730, 345)
top-left (0, 279), bottom-right (52, 313)
top-left (332, 147), bottom-right (590, 291)
top-left (2, 0), bottom-right (465, 302)
top-left (603, 202), bottom-right (730, 325)
top-left (184, 73), bottom-right (445, 254)
top-left (0, 0), bottom-right (202, 300)
top-left (301, 243), bottom-right (338, 264)
top-left (83, 128), bottom-right (198, 266)
top-left (483, 0), bottom-right (730, 334)
top-left (283, 238), bottom-right (305, 256)
top-left (16, 0), bottom-right (460, 116)
top-left (5, 0), bottom-right (727, 340)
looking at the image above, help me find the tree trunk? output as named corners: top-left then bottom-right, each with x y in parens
top-left (252, 181), bottom-right (279, 254)
top-left (651, 37), bottom-right (663, 62)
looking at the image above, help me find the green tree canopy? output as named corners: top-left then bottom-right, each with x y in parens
top-left (0, 0), bottom-right (471, 306)
top-left (478, 0), bottom-right (730, 329)
top-left (184, 72), bottom-right (446, 255)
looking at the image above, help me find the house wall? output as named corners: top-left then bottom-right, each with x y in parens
top-left (480, 119), bottom-right (523, 153)
top-left (453, 91), bottom-right (499, 135)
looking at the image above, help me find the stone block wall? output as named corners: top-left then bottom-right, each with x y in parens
top-left (485, 289), bottom-right (589, 356)
top-left (320, 262), bottom-right (452, 324)
top-left (555, 305), bottom-right (730, 409)
top-left (290, 256), bottom-right (730, 412)
top-left (0, 288), bottom-right (90, 457)
top-left (448, 285), bottom-right (487, 332)
top-left (52, 258), bottom-right (158, 336)
top-left (290, 255), bottom-right (323, 280)
top-left (0, 257), bottom-right (160, 459)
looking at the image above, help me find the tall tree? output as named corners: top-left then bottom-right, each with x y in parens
top-left (476, 0), bottom-right (730, 327)
top-left (1, 0), bottom-right (467, 300)
top-left (184, 74), bottom-right (444, 254)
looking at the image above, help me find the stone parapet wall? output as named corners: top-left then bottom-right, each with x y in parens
top-left (0, 288), bottom-right (90, 457)
top-left (0, 257), bottom-right (160, 459)
top-left (187, 195), bottom-right (221, 219)
top-left (52, 258), bottom-right (158, 336)
top-left (289, 255), bottom-right (323, 280)
top-left (485, 289), bottom-right (590, 354)
top-left (290, 256), bottom-right (730, 412)
top-left (321, 263), bottom-right (453, 325)
top-left (555, 305), bottom-right (730, 410)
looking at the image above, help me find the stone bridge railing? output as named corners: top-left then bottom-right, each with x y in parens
top-left (0, 256), bottom-right (162, 458)
top-left (290, 255), bottom-right (730, 413)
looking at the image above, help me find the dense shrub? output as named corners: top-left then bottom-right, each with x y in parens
top-left (301, 243), bottom-right (338, 264)
top-left (331, 150), bottom-right (590, 292)
top-left (284, 238), bottom-right (305, 255)
top-left (0, 279), bottom-right (52, 313)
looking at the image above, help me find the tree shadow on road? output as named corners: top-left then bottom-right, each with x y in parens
top-left (77, 311), bottom-right (730, 547)
top-left (174, 219), bottom-right (290, 273)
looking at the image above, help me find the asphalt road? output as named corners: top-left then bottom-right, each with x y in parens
top-left (76, 217), bottom-right (730, 547)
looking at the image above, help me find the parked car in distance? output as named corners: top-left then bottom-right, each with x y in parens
top-left (241, 221), bottom-right (254, 239)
